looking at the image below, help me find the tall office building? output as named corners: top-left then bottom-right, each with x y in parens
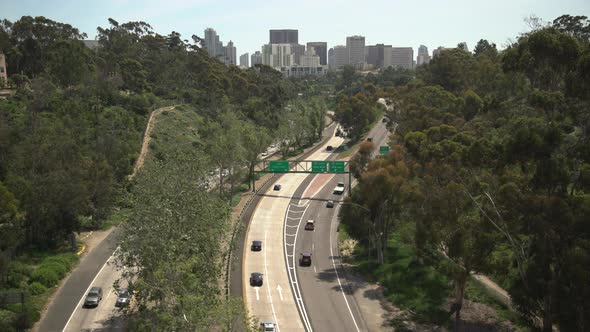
top-left (262, 44), bottom-right (295, 68)
top-left (251, 51), bottom-right (263, 67)
top-left (416, 45), bottom-right (431, 66)
top-left (224, 40), bottom-right (237, 65)
top-left (299, 49), bottom-right (320, 67)
top-left (333, 45), bottom-right (349, 69)
top-left (291, 44), bottom-right (305, 64)
top-left (391, 47), bottom-right (414, 69)
top-left (366, 44), bottom-right (393, 69)
top-left (204, 28), bottom-right (219, 57)
top-left (0, 51), bottom-right (7, 84)
top-left (307, 42), bottom-right (328, 65)
top-left (346, 35), bottom-right (366, 67)
top-left (269, 29), bottom-right (298, 44)
top-left (239, 53), bottom-right (249, 67)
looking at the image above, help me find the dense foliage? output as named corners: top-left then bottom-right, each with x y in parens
top-left (341, 14), bottom-right (590, 331)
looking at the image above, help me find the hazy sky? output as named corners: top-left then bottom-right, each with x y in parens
top-left (4, 0), bottom-right (590, 56)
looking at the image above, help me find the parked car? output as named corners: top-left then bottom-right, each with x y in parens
top-left (115, 289), bottom-right (131, 308)
top-left (304, 220), bottom-right (315, 231)
top-left (326, 200), bottom-right (334, 208)
top-left (273, 184), bottom-right (282, 191)
top-left (84, 287), bottom-right (103, 308)
top-left (260, 321), bottom-right (277, 332)
top-left (250, 272), bottom-right (263, 286)
top-left (300, 253), bottom-right (312, 266)
top-left (251, 240), bottom-right (262, 251)
top-left (326, 145), bottom-right (334, 151)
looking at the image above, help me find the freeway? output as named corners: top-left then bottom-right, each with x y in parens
top-left (243, 116), bottom-right (390, 331)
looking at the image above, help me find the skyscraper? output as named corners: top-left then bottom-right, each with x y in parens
top-left (391, 47), bottom-right (414, 69)
top-left (307, 42), bottom-right (328, 65)
top-left (204, 28), bottom-right (219, 57)
top-left (291, 44), bottom-right (305, 65)
top-left (269, 29), bottom-right (298, 44)
top-left (262, 44), bottom-right (295, 68)
top-left (328, 48), bottom-right (335, 69)
top-left (416, 45), bottom-right (431, 66)
top-left (251, 51), bottom-right (262, 67)
top-left (366, 44), bottom-right (393, 69)
top-left (240, 53), bottom-right (249, 67)
top-left (299, 49), bottom-right (321, 67)
top-left (224, 40), bottom-right (237, 65)
top-left (333, 45), bottom-right (349, 69)
top-left (346, 36), bottom-right (365, 66)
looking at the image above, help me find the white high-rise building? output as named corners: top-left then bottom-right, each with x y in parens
top-left (204, 28), bottom-right (219, 58)
top-left (251, 51), bottom-right (263, 67)
top-left (417, 45), bottom-right (431, 66)
top-left (239, 53), bottom-right (249, 67)
top-left (299, 49), bottom-right (320, 67)
top-left (333, 45), bottom-right (349, 69)
top-left (224, 40), bottom-right (237, 65)
top-left (391, 47), bottom-right (414, 69)
top-left (262, 44), bottom-right (295, 68)
top-left (346, 35), bottom-right (365, 67)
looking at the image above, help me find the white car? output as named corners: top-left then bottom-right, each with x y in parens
top-left (261, 322), bottom-right (276, 332)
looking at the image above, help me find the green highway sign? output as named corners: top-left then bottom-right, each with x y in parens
top-left (311, 161), bottom-right (328, 173)
top-left (379, 146), bottom-right (390, 155)
top-left (268, 160), bottom-right (289, 173)
top-left (328, 161), bottom-right (345, 173)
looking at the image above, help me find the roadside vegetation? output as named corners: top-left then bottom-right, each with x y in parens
top-left (340, 14), bottom-right (590, 331)
top-left (0, 15), bottom-right (330, 330)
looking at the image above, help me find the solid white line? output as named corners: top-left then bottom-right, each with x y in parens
top-left (62, 248), bottom-right (118, 332)
top-left (264, 231), bottom-right (280, 330)
top-left (329, 219), bottom-right (361, 332)
top-left (255, 287), bottom-right (260, 301)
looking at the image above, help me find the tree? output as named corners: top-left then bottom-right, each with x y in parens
top-left (242, 123), bottom-right (271, 190)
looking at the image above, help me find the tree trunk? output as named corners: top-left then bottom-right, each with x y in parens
top-left (542, 294), bottom-right (553, 332)
top-left (453, 271), bottom-right (468, 331)
top-left (248, 162), bottom-right (254, 190)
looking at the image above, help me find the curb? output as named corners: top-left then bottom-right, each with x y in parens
top-left (76, 231), bottom-right (93, 256)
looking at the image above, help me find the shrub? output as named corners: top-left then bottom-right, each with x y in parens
top-left (28, 282), bottom-right (47, 296)
top-left (30, 267), bottom-right (59, 288)
top-left (5, 304), bottom-right (40, 329)
top-left (6, 262), bottom-right (33, 288)
top-left (0, 309), bottom-right (17, 332)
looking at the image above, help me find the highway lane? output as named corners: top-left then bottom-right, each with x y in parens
top-left (63, 254), bottom-right (127, 332)
top-left (243, 135), bottom-right (344, 331)
top-left (36, 230), bottom-right (121, 332)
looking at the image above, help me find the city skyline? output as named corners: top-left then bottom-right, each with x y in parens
top-left (4, 0), bottom-right (588, 58)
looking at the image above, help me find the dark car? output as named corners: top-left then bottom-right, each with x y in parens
top-left (84, 287), bottom-right (103, 308)
top-left (367, 137), bottom-right (373, 142)
top-left (273, 184), bottom-right (281, 191)
top-left (304, 220), bottom-right (315, 231)
top-left (251, 240), bottom-right (262, 251)
top-left (300, 253), bottom-right (312, 266)
top-left (326, 145), bottom-right (334, 151)
top-left (115, 289), bottom-right (131, 308)
top-left (326, 200), bottom-right (334, 208)
top-left (382, 117), bottom-right (388, 123)
top-left (250, 272), bottom-right (263, 287)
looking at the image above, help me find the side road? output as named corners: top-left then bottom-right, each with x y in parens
top-left (33, 105), bottom-right (175, 332)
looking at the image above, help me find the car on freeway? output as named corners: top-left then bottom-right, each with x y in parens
top-left (250, 272), bottom-right (263, 287)
top-left (273, 184), bottom-right (281, 191)
top-left (326, 145), bottom-right (334, 151)
top-left (326, 200), bottom-right (334, 208)
top-left (83, 287), bottom-right (103, 308)
top-left (367, 137), bottom-right (373, 142)
top-left (261, 151), bottom-right (268, 156)
top-left (304, 220), bottom-right (315, 231)
top-left (115, 289), bottom-right (131, 308)
top-left (260, 321), bottom-right (277, 332)
top-left (251, 240), bottom-right (262, 251)
top-left (300, 252), bottom-right (312, 266)
top-left (270, 143), bottom-right (276, 148)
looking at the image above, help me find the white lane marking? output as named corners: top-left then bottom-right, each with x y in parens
top-left (62, 248), bottom-right (119, 332)
top-left (313, 266), bottom-right (317, 273)
top-left (329, 217), bottom-right (361, 332)
top-left (255, 288), bottom-right (260, 301)
top-left (284, 203), bottom-right (313, 332)
top-left (286, 233), bottom-right (296, 237)
top-left (277, 285), bottom-right (284, 301)
top-left (287, 217), bottom-right (301, 220)
top-left (264, 231), bottom-right (280, 330)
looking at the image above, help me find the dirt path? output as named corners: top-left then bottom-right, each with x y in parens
top-left (130, 105), bottom-right (176, 178)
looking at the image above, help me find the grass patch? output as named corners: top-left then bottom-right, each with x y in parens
top-left (349, 233), bottom-right (452, 325)
top-left (101, 207), bottom-right (131, 230)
